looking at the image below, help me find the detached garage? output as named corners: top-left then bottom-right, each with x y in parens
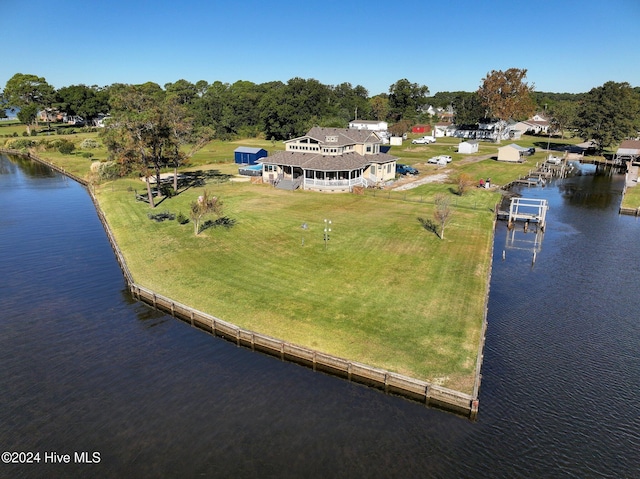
top-left (234, 147), bottom-right (268, 165)
top-left (498, 144), bottom-right (529, 162)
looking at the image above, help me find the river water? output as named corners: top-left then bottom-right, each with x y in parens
top-left (1, 154), bottom-right (639, 478)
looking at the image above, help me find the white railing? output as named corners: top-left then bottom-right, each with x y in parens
top-left (304, 177), bottom-right (365, 188)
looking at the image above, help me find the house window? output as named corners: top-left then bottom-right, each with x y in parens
top-left (366, 145), bottom-right (372, 153)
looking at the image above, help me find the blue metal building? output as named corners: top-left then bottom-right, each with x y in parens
top-left (234, 147), bottom-right (268, 165)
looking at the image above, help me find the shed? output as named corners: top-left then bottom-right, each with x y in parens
top-left (458, 140), bottom-right (479, 154)
top-left (412, 124), bottom-right (431, 134)
top-left (498, 144), bottom-right (529, 162)
top-left (234, 147), bottom-right (268, 165)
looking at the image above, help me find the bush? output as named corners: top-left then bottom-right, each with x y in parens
top-left (147, 211), bottom-right (175, 222)
top-left (90, 161), bottom-right (120, 181)
top-left (160, 184), bottom-right (175, 197)
top-left (80, 138), bottom-right (99, 149)
top-left (58, 140), bottom-right (75, 155)
top-left (81, 152), bottom-right (94, 159)
top-left (176, 212), bottom-right (189, 224)
top-left (7, 138), bottom-right (35, 150)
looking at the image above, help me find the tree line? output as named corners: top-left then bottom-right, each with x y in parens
top-left (2, 70), bottom-right (640, 150)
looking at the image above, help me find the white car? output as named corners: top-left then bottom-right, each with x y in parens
top-left (412, 136), bottom-right (436, 144)
top-left (427, 155), bottom-right (452, 165)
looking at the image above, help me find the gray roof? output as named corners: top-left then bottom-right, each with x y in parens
top-left (262, 150), bottom-right (397, 172)
top-left (234, 146), bottom-right (266, 154)
top-left (617, 140), bottom-right (640, 155)
top-left (287, 127), bottom-right (381, 148)
top-left (502, 143), bottom-right (530, 152)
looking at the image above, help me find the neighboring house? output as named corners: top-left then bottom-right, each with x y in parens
top-left (614, 140), bottom-right (640, 165)
top-left (234, 146), bottom-right (268, 165)
top-left (454, 120), bottom-right (515, 142)
top-left (439, 111), bottom-right (454, 124)
top-left (261, 127), bottom-right (397, 192)
top-left (412, 124), bottom-right (431, 134)
top-left (94, 114), bottom-right (110, 127)
top-left (38, 108), bottom-right (63, 123)
top-left (348, 120), bottom-right (388, 132)
top-left (458, 140), bottom-right (479, 154)
top-left (434, 122), bottom-right (454, 137)
top-left (497, 143), bottom-right (529, 162)
top-left (513, 114), bottom-right (550, 136)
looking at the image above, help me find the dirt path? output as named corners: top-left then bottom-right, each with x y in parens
top-left (391, 153), bottom-right (495, 191)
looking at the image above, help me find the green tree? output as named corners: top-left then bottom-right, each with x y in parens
top-left (331, 82), bottom-right (371, 123)
top-left (549, 100), bottom-right (577, 139)
top-left (369, 95), bottom-right (389, 121)
top-left (3, 73), bottom-right (55, 134)
top-left (575, 81), bottom-right (640, 151)
top-left (55, 84), bottom-right (110, 124)
top-left (451, 92), bottom-right (485, 125)
top-left (101, 84), bottom-right (196, 206)
top-left (260, 78), bottom-right (333, 140)
top-left (477, 68), bottom-right (535, 142)
top-left (388, 79), bottom-right (430, 122)
top-left (164, 79), bottom-right (198, 105)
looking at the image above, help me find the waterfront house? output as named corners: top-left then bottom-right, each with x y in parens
top-left (261, 127), bottom-right (397, 192)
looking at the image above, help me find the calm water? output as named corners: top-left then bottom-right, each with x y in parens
top-left (1, 154), bottom-right (639, 478)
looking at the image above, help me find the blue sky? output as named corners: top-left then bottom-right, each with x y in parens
top-left (2, 0), bottom-right (639, 96)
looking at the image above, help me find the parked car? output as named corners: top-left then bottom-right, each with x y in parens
top-left (411, 136), bottom-right (436, 144)
top-left (396, 163), bottom-right (419, 175)
top-left (427, 155), bottom-right (452, 165)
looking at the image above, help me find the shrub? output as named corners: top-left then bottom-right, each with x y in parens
top-left (7, 138), bottom-right (35, 150)
top-left (147, 211), bottom-right (175, 222)
top-left (176, 212), bottom-right (189, 225)
top-left (58, 140), bottom-right (75, 155)
top-left (80, 138), bottom-right (99, 149)
top-left (81, 152), bottom-right (94, 159)
top-left (90, 161), bottom-right (120, 181)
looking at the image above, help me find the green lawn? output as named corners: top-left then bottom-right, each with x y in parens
top-left (622, 182), bottom-right (640, 210)
top-left (96, 177), bottom-right (499, 393)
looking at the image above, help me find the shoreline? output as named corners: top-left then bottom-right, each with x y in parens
top-left (2, 148), bottom-right (487, 419)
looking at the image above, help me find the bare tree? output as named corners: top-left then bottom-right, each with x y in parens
top-left (434, 194), bottom-right (453, 240)
top-left (190, 189), bottom-right (223, 235)
top-left (456, 172), bottom-right (475, 196)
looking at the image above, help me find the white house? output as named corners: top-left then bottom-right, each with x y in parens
top-left (458, 140), bottom-right (479, 154)
top-left (348, 120), bottom-right (388, 132)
